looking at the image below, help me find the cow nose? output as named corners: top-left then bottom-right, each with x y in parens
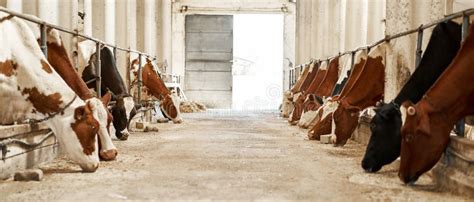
top-left (399, 173), bottom-right (418, 185)
top-left (100, 149), bottom-right (118, 161)
top-left (81, 162), bottom-right (99, 172)
top-left (173, 118), bottom-right (183, 124)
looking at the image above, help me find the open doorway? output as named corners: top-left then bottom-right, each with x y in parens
top-left (232, 14), bottom-right (284, 110)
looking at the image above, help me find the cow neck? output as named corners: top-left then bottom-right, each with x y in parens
top-left (394, 21), bottom-right (462, 106)
top-left (340, 49), bottom-right (385, 109)
top-left (44, 41), bottom-right (94, 100)
top-left (421, 25), bottom-right (474, 123)
top-left (98, 48), bottom-right (129, 97)
top-left (291, 63), bottom-right (311, 93)
top-left (142, 62), bottom-right (170, 99)
top-left (314, 57), bottom-right (340, 97)
top-left (299, 62), bottom-right (320, 93)
top-left (305, 62), bottom-right (327, 95)
top-left (337, 56), bottom-right (367, 99)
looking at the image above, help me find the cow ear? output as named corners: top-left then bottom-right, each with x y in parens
top-left (74, 106), bottom-right (87, 120)
top-left (101, 91), bottom-right (112, 106)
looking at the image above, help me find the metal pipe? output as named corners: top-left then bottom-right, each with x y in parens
top-left (113, 47), bottom-right (117, 64)
top-left (456, 15), bottom-right (471, 137)
top-left (415, 28), bottom-right (424, 68)
top-left (0, 7), bottom-right (155, 59)
top-left (40, 24), bottom-right (48, 57)
top-left (95, 42), bottom-right (102, 97)
top-left (137, 54), bottom-right (143, 103)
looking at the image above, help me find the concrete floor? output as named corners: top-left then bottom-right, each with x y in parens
top-left (0, 110), bottom-right (470, 200)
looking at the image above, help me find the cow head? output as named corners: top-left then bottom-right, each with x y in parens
top-left (307, 99), bottom-right (339, 140)
top-left (361, 102), bottom-right (402, 173)
top-left (160, 91), bottom-right (182, 123)
top-left (111, 95), bottom-right (137, 140)
top-left (59, 100), bottom-right (101, 172)
top-left (288, 92), bottom-right (306, 125)
top-left (280, 90), bottom-right (294, 118)
top-left (399, 101), bottom-right (449, 184)
top-left (330, 102), bottom-right (360, 146)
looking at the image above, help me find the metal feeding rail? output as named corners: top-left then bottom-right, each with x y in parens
top-left (289, 8), bottom-right (474, 137)
top-left (289, 8), bottom-right (474, 88)
top-left (0, 6), bottom-right (163, 103)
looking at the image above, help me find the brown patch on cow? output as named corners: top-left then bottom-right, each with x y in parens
top-left (21, 87), bottom-right (63, 115)
top-left (0, 60), bottom-right (17, 77)
top-left (40, 59), bottom-right (53, 73)
top-left (71, 102), bottom-right (99, 155)
top-left (0, 15), bottom-right (14, 23)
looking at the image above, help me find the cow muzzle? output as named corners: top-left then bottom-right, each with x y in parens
top-left (100, 149), bottom-right (118, 161)
top-left (80, 162), bottom-right (99, 172)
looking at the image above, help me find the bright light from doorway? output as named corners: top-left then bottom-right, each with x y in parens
top-left (232, 14), bottom-right (284, 110)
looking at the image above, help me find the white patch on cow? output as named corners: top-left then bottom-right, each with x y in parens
top-left (77, 40), bottom-right (97, 75)
top-left (123, 96), bottom-right (135, 121)
top-left (292, 92), bottom-right (302, 102)
top-left (280, 90), bottom-right (294, 117)
top-left (319, 60), bottom-right (328, 70)
top-left (86, 98), bottom-right (117, 153)
top-left (320, 100), bottom-right (339, 121)
top-left (367, 43), bottom-right (387, 65)
top-left (309, 61), bottom-right (316, 72)
top-left (169, 91), bottom-right (183, 123)
top-left (336, 54), bottom-right (352, 84)
top-left (298, 109), bottom-right (319, 128)
top-left (401, 106), bottom-right (407, 126)
top-left (0, 13), bottom-right (99, 171)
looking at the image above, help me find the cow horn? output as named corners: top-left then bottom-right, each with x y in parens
top-left (407, 106), bottom-right (416, 116)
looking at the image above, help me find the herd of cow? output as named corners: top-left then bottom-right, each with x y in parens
top-left (281, 20), bottom-right (474, 184)
top-left (0, 12), bottom-right (182, 172)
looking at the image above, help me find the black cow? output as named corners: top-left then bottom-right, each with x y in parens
top-left (361, 21), bottom-right (462, 172)
top-left (82, 47), bottom-right (138, 140)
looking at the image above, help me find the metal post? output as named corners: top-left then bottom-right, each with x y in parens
top-left (95, 42), bottom-right (102, 97)
top-left (113, 47), bottom-right (117, 64)
top-left (40, 24), bottom-right (48, 57)
top-left (456, 15), bottom-right (470, 137)
top-left (415, 29), bottom-right (424, 68)
top-left (137, 54), bottom-right (143, 103)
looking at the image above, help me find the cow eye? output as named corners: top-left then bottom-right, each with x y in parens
top-left (405, 134), bottom-right (413, 143)
top-left (370, 123), bottom-right (376, 130)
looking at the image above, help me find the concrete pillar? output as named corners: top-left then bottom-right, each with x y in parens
top-left (5, 0), bottom-right (22, 12)
top-left (38, 0), bottom-right (59, 24)
top-left (92, 0), bottom-right (115, 44)
top-left (161, 0), bottom-right (173, 73)
top-left (384, 0), bottom-right (446, 101)
top-left (115, 0), bottom-right (137, 84)
top-left (22, 0), bottom-right (38, 16)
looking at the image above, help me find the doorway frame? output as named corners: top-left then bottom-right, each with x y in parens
top-left (170, 1), bottom-right (296, 92)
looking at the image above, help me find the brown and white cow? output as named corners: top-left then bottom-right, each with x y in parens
top-left (399, 24), bottom-right (474, 184)
top-left (23, 17), bottom-right (118, 160)
top-left (308, 44), bottom-right (386, 146)
top-left (78, 40), bottom-right (138, 140)
top-left (289, 61), bottom-right (320, 125)
top-left (307, 49), bottom-right (369, 141)
top-left (130, 56), bottom-right (182, 123)
top-left (0, 13), bottom-right (101, 171)
top-left (298, 56), bottom-right (341, 128)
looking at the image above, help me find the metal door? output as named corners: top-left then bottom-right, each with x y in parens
top-left (185, 15), bottom-right (233, 108)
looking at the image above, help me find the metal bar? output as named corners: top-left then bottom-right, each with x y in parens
top-left (113, 47), bottom-right (117, 64)
top-left (95, 42), bottom-right (102, 97)
top-left (40, 24), bottom-right (48, 57)
top-left (0, 7), bottom-right (155, 59)
top-left (415, 27), bottom-right (424, 68)
top-left (456, 15), bottom-right (471, 137)
top-left (137, 54), bottom-right (143, 102)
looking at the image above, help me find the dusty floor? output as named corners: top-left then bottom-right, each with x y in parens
top-left (0, 110), bottom-right (471, 200)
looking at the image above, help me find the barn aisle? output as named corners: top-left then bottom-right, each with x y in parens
top-left (0, 111), bottom-right (466, 200)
